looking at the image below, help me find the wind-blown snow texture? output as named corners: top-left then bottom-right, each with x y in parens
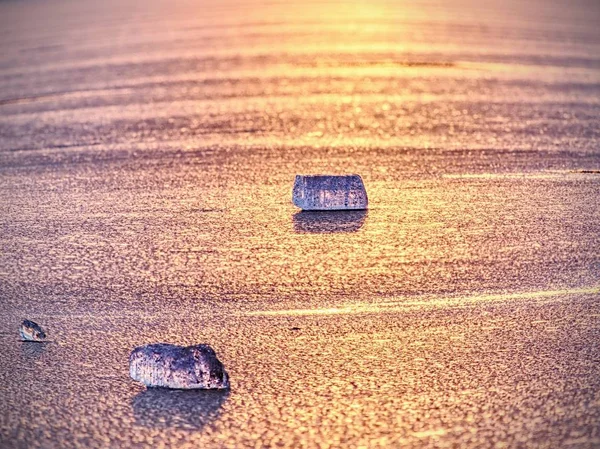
top-left (1, 0), bottom-right (599, 448)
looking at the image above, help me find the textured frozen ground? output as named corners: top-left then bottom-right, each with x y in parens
top-left (1, 0), bottom-right (600, 448)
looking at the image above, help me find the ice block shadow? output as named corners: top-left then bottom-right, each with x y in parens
top-left (293, 210), bottom-right (367, 234)
top-left (132, 388), bottom-right (229, 430)
top-left (20, 341), bottom-right (49, 359)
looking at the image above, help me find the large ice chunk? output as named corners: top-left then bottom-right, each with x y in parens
top-left (292, 174), bottom-right (368, 210)
top-left (129, 343), bottom-right (229, 390)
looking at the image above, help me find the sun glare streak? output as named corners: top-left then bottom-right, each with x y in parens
top-left (245, 286), bottom-right (600, 316)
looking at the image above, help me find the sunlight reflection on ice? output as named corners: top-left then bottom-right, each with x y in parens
top-left (245, 286), bottom-right (600, 316)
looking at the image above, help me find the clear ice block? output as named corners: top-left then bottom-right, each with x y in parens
top-left (129, 343), bottom-right (229, 390)
top-left (292, 174), bottom-right (368, 210)
top-left (19, 320), bottom-right (47, 342)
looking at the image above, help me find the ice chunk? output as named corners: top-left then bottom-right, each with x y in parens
top-left (19, 320), bottom-right (47, 342)
top-left (129, 343), bottom-right (229, 390)
top-left (292, 174), bottom-right (368, 210)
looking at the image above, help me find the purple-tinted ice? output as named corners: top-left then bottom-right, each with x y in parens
top-left (19, 320), bottom-right (47, 342)
top-left (292, 174), bottom-right (368, 210)
top-left (129, 343), bottom-right (229, 390)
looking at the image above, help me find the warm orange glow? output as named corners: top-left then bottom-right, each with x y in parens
top-left (2, 0), bottom-right (599, 447)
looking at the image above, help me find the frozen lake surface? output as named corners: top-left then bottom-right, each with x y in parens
top-left (1, 0), bottom-right (600, 447)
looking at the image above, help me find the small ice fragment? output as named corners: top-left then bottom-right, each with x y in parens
top-left (292, 174), bottom-right (368, 210)
top-left (129, 343), bottom-right (229, 390)
top-left (19, 320), bottom-right (47, 342)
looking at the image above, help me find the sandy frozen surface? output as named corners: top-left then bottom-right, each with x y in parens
top-left (1, 0), bottom-right (600, 447)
